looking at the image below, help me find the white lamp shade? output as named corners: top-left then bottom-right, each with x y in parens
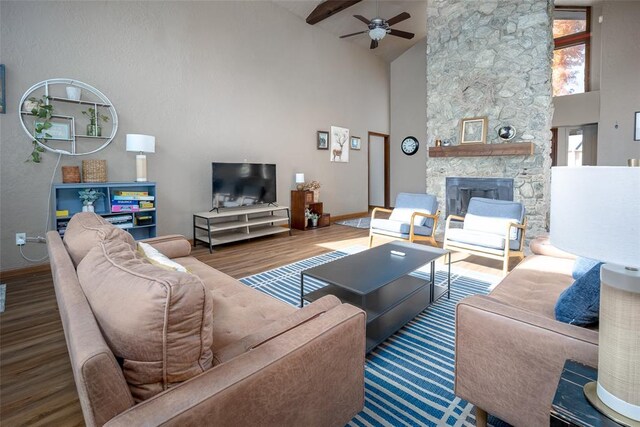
top-left (550, 166), bottom-right (640, 268)
top-left (295, 173), bottom-right (305, 184)
top-left (126, 134), bottom-right (156, 153)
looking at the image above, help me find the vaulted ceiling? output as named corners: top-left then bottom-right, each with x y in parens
top-left (273, 0), bottom-right (428, 62)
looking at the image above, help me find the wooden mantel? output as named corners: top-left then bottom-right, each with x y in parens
top-left (428, 142), bottom-right (534, 158)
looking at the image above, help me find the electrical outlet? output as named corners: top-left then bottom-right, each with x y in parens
top-left (15, 233), bottom-right (27, 246)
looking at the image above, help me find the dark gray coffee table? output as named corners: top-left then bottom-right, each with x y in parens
top-left (301, 241), bottom-right (450, 353)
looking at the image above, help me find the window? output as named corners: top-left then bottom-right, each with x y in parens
top-left (553, 7), bottom-right (590, 96)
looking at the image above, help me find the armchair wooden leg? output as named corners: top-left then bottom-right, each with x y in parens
top-left (368, 234), bottom-right (374, 248)
top-left (502, 256), bottom-right (509, 276)
top-left (475, 407), bottom-right (488, 427)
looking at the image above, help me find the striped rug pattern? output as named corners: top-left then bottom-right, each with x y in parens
top-left (240, 248), bottom-right (508, 427)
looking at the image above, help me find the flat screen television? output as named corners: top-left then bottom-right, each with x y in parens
top-left (212, 162), bottom-right (277, 209)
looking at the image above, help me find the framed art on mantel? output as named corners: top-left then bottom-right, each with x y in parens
top-left (460, 117), bottom-right (488, 144)
top-left (330, 126), bottom-right (349, 162)
top-left (317, 131), bottom-right (329, 149)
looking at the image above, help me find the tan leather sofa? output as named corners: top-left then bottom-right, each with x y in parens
top-left (454, 237), bottom-right (599, 426)
top-left (46, 215), bottom-right (366, 427)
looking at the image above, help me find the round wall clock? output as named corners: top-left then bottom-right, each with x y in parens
top-left (401, 136), bottom-right (419, 156)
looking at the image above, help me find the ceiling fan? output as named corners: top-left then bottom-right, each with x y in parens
top-left (339, 11), bottom-right (414, 49)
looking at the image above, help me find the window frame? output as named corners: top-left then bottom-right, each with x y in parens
top-left (553, 6), bottom-right (591, 94)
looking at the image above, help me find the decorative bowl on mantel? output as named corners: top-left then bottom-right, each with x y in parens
top-left (498, 126), bottom-right (516, 141)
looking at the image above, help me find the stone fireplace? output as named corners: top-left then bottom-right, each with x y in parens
top-left (425, 0), bottom-right (554, 238)
top-left (445, 177), bottom-right (514, 218)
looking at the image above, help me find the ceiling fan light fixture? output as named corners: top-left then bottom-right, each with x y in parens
top-left (369, 27), bottom-right (387, 41)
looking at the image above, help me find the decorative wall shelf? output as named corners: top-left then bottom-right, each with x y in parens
top-left (19, 79), bottom-right (118, 156)
top-left (428, 142), bottom-right (534, 158)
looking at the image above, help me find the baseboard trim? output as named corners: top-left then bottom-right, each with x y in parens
top-left (331, 211), bottom-right (370, 223)
top-left (0, 263), bottom-right (51, 281)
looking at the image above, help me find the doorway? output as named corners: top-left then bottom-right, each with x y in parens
top-left (368, 132), bottom-right (390, 208)
top-left (552, 124), bottom-right (598, 166)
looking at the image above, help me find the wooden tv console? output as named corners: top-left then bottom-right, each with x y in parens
top-left (193, 205), bottom-right (291, 252)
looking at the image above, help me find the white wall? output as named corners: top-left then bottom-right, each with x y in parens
top-left (552, 91), bottom-right (600, 127)
top-left (390, 38), bottom-right (427, 204)
top-left (596, 0), bottom-right (640, 165)
top-left (0, 1), bottom-right (390, 270)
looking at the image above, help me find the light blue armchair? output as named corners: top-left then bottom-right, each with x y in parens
top-left (443, 197), bottom-right (527, 275)
top-left (369, 193), bottom-right (440, 247)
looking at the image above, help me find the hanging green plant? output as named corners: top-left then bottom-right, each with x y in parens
top-left (26, 96), bottom-right (54, 163)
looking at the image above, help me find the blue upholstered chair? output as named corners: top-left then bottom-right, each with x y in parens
top-left (443, 197), bottom-right (527, 276)
top-left (369, 193), bottom-right (440, 248)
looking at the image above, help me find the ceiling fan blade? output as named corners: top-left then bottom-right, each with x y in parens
top-left (340, 30), bottom-right (369, 38)
top-left (386, 12), bottom-right (410, 26)
top-left (306, 0), bottom-right (363, 25)
top-left (370, 39), bottom-right (378, 49)
top-left (353, 14), bottom-right (371, 25)
top-left (388, 29), bottom-right (415, 39)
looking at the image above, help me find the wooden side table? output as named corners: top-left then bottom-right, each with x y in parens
top-left (551, 360), bottom-right (621, 427)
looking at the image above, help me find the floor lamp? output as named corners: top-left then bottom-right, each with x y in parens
top-left (550, 166), bottom-right (640, 425)
top-left (126, 134), bottom-right (156, 182)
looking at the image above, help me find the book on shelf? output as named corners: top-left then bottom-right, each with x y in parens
top-left (139, 201), bottom-right (154, 209)
top-left (112, 195), bottom-right (155, 201)
top-left (112, 205), bottom-right (140, 212)
top-left (113, 223), bottom-right (134, 229)
top-left (113, 191), bottom-right (149, 196)
top-left (56, 210), bottom-right (69, 217)
top-left (110, 199), bottom-right (139, 206)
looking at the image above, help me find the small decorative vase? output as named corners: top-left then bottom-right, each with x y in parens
top-left (311, 218), bottom-right (318, 227)
top-left (313, 189), bottom-right (320, 202)
top-left (87, 124), bottom-right (102, 137)
top-left (82, 203), bottom-right (95, 212)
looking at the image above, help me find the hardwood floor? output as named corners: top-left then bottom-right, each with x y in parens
top-left (0, 223), bottom-right (505, 426)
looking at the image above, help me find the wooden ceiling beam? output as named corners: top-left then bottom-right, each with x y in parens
top-left (306, 0), bottom-right (363, 25)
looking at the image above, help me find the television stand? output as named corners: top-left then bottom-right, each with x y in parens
top-left (193, 205), bottom-right (291, 253)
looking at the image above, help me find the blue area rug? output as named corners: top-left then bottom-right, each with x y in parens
top-left (0, 283), bottom-right (5, 313)
top-left (240, 248), bottom-right (508, 426)
top-left (335, 217), bottom-right (371, 229)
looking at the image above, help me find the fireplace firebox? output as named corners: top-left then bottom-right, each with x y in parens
top-left (445, 177), bottom-right (514, 218)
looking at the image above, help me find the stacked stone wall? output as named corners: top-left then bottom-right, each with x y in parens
top-left (426, 0), bottom-right (554, 237)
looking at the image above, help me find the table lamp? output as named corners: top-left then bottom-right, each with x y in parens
top-left (295, 173), bottom-right (305, 191)
top-left (550, 166), bottom-right (640, 424)
top-left (126, 134), bottom-right (156, 182)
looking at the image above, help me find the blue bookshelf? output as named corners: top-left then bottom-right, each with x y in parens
top-left (52, 182), bottom-right (157, 240)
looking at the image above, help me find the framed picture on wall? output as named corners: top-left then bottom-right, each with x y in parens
top-left (0, 64), bottom-right (5, 114)
top-left (317, 131), bottom-right (329, 149)
top-left (460, 117), bottom-right (488, 144)
top-left (635, 111), bottom-right (640, 141)
top-left (330, 125), bottom-right (349, 162)
top-left (350, 136), bottom-right (361, 150)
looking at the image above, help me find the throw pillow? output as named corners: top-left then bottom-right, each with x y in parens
top-left (63, 212), bottom-right (136, 266)
top-left (572, 257), bottom-right (601, 280)
top-left (555, 262), bottom-right (603, 326)
top-left (138, 242), bottom-right (188, 273)
top-left (77, 239), bottom-right (213, 402)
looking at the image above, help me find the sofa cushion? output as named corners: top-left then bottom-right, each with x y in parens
top-left (555, 262), bottom-right (603, 326)
top-left (371, 218), bottom-right (433, 237)
top-left (77, 239), bottom-right (214, 402)
top-left (489, 255), bottom-right (576, 320)
top-left (173, 256), bottom-right (295, 354)
top-left (64, 212), bottom-right (135, 266)
top-left (572, 257), bottom-right (601, 280)
top-left (446, 228), bottom-right (520, 251)
top-left (463, 213), bottom-right (519, 240)
top-left (388, 193), bottom-right (437, 227)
